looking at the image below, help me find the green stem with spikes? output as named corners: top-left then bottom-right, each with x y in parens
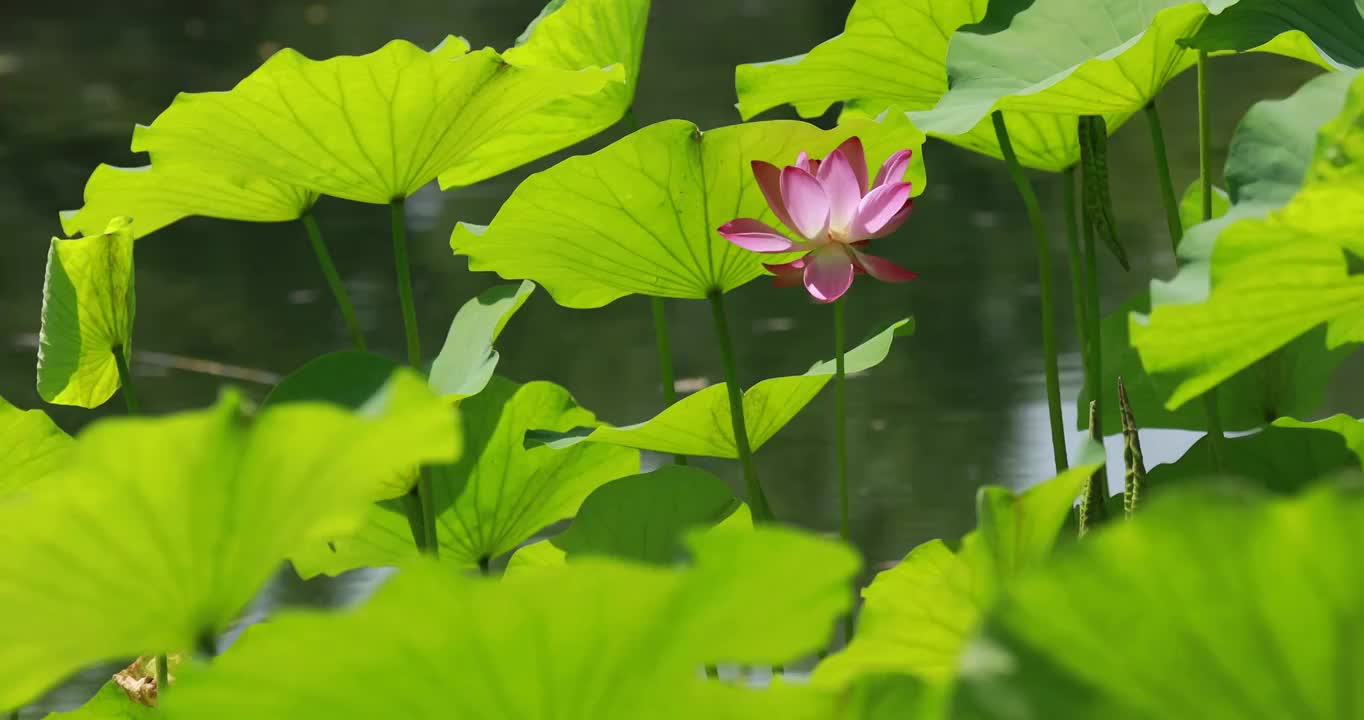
top-left (651, 297), bottom-right (687, 466)
top-left (302, 211), bottom-right (367, 351)
top-left (1062, 167), bottom-right (1092, 417)
top-left (1143, 101), bottom-right (1183, 254)
top-left (992, 111), bottom-right (1067, 472)
top-left (113, 344), bottom-right (140, 415)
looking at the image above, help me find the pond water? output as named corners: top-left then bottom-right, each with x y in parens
top-left (0, 0), bottom-right (1345, 566)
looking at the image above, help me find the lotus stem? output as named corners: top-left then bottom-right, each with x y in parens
top-left (1078, 400), bottom-right (1108, 537)
top-left (706, 289), bottom-right (773, 521)
top-left (1197, 51), bottom-right (1227, 472)
top-left (650, 297), bottom-right (687, 466)
top-left (1118, 377), bottom-right (1146, 519)
top-left (478, 555), bottom-right (491, 576)
top-left (833, 296), bottom-right (855, 644)
top-left (1062, 167), bottom-right (1092, 420)
top-left (991, 111), bottom-right (1067, 473)
top-left (112, 344), bottom-right (140, 415)
top-left (301, 211), bottom-right (367, 351)
top-left (155, 653), bottom-right (169, 697)
top-left (1143, 101), bottom-right (1183, 254)
top-left (390, 199), bottom-right (422, 369)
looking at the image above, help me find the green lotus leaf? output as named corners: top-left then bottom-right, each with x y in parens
top-left (1186, 0), bottom-right (1364, 70)
top-left (909, 0), bottom-right (1338, 171)
top-left (1132, 70), bottom-right (1364, 409)
top-left (37, 216), bottom-right (136, 408)
top-left (0, 395), bottom-right (72, 498)
top-left (0, 373), bottom-right (459, 711)
top-left (473, 0), bottom-right (649, 175)
top-left (1144, 414), bottom-right (1364, 494)
top-left (1077, 294), bottom-right (1350, 432)
top-left (954, 484), bottom-right (1364, 719)
top-left (291, 376), bottom-right (639, 575)
top-left (451, 116), bottom-right (926, 308)
top-left (506, 465), bottom-right (750, 572)
top-left (812, 444), bottom-right (1104, 688)
top-left (535, 318), bottom-right (912, 459)
top-left (166, 528), bottom-right (860, 720)
top-left (132, 37), bottom-right (620, 204)
top-left (59, 163), bottom-right (316, 240)
top-left (838, 674), bottom-right (947, 720)
top-left (733, 0), bottom-right (990, 121)
top-left (429, 280), bottom-right (536, 399)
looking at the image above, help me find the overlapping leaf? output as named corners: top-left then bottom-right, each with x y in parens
top-left (1132, 69), bottom-right (1364, 409)
top-left (733, 0), bottom-right (990, 121)
top-left (0, 394), bottom-right (72, 497)
top-left (812, 445), bottom-right (1104, 688)
top-left (1187, 0), bottom-right (1364, 69)
top-left (292, 376), bottom-right (639, 575)
top-left (166, 528), bottom-right (859, 720)
top-left (507, 465), bottom-right (750, 572)
top-left (133, 37), bottom-right (620, 203)
top-left (955, 485), bottom-right (1364, 719)
top-left (451, 117), bottom-right (925, 308)
top-left (59, 163), bottom-right (316, 240)
top-left (37, 216), bottom-right (136, 408)
top-left (449, 0), bottom-right (650, 184)
top-left (908, 0), bottom-right (1340, 170)
top-left (0, 371), bottom-right (459, 710)
top-left (428, 280), bottom-right (536, 399)
top-left (536, 319), bottom-right (912, 458)
top-left (1145, 414), bottom-right (1364, 494)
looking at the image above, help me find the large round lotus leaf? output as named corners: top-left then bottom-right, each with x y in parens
top-left (165, 528), bottom-right (859, 720)
top-left (132, 37), bottom-right (621, 203)
top-left (0, 372), bottom-right (459, 711)
top-left (955, 484), bottom-right (1364, 719)
top-left (451, 116), bottom-right (925, 308)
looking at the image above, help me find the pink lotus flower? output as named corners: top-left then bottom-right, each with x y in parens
top-left (719, 137), bottom-right (918, 303)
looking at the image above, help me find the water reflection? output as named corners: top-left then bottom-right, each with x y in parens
top-left (0, 1), bottom-right (1336, 567)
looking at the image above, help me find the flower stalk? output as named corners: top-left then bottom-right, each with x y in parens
top-left (707, 289), bottom-right (773, 522)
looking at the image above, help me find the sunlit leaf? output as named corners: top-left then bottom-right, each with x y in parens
top-left (1132, 70), bottom-right (1364, 409)
top-left (1146, 414), bottom-right (1364, 494)
top-left (451, 117), bottom-right (925, 308)
top-left (133, 37), bottom-right (620, 204)
top-left (292, 376), bottom-right (639, 575)
top-left (955, 485), bottom-right (1364, 719)
top-left (59, 163), bottom-right (316, 240)
top-left (534, 318), bottom-right (912, 458)
top-left (457, 0), bottom-right (650, 179)
top-left (429, 280), bottom-right (536, 399)
top-left (0, 395), bottom-right (72, 498)
top-left (812, 445), bottom-right (1104, 687)
top-left (1186, 0), bottom-right (1364, 70)
top-left (0, 373), bottom-right (459, 710)
top-left (506, 465), bottom-right (750, 572)
top-left (37, 216), bottom-right (136, 408)
top-left (733, 0), bottom-right (991, 121)
top-left (166, 528), bottom-right (859, 720)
